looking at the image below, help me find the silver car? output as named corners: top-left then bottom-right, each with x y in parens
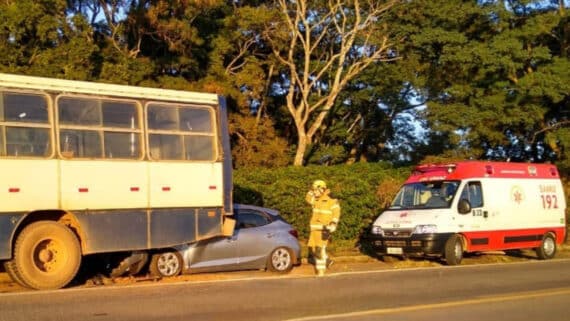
top-left (148, 204), bottom-right (301, 277)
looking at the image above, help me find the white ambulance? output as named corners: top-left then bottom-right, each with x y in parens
top-left (370, 161), bottom-right (567, 265)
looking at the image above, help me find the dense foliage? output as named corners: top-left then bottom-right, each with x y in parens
top-left (234, 163), bottom-right (410, 240)
top-left (0, 0), bottom-right (568, 170)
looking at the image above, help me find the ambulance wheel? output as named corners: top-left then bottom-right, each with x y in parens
top-left (444, 234), bottom-right (463, 265)
top-left (536, 233), bottom-right (556, 260)
top-left (13, 221), bottom-right (81, 290)
top-left (267, 247), bottom-right (294, 273)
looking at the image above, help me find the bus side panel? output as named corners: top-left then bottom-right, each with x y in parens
top-left (197, 208), bottom-right (222, 240)
top-left (217, 96), bottom-right (233, 216)
top-left (148, 162), bottom-right (224, 208)
top-left (149, 208), bottom-right (197, 248)
top-left (75, 210), bottom-right (147, 254)
top-left (59, 160), bottom-right (148, 210)
top-left (1, 159), bottom-right (58, 211)
top-left (0, 213), bottom-right (25, 260)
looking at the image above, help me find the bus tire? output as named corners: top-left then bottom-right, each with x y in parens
top-left (3, 260), bottom-right (27, 288)
top-left (444, 234), bottom-right (463, 265)
top-left (536, 233), bottom-right (556, 260)
top-left (13, 221), bottom-right (81, 290)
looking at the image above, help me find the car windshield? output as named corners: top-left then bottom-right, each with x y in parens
top-left (389, 181), bottom-right (460, 210)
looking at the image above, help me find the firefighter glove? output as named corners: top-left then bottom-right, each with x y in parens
top-left (327, 223), bottom-right (337, 233)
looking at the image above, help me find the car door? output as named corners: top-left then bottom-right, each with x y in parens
top-left (187, 234), bottom-right (239, 272)
top-left (233, 209), bottom-right (275, 269)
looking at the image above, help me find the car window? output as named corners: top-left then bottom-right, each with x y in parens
top-left (236, 210), bottom-right (271, 229)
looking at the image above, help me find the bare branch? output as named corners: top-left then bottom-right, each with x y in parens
top-left (530, 120), bottom-right (570, 144)
top-left (263, 0), bottom-right (401, 165)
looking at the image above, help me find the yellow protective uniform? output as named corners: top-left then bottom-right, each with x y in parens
top-left (306, 190), bottom-right (341, 249)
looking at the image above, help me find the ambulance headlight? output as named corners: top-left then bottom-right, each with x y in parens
top-left (413, 224), bottom-right (438, 234)
top-left (371, 225), bottom-right (384, 236)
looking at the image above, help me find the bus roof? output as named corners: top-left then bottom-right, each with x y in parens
top-left (406, 161), bottom-right (560, 183)
top-left (0, 73), bottom-right (220, 105)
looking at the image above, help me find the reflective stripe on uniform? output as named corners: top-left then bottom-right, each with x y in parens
top-left (310, 224), bottom-right (324, 229)
top-left (313, 209), bottom-right (333, 214)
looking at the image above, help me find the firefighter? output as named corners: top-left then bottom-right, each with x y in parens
top-left (306, 179), bottom-right (341, 276)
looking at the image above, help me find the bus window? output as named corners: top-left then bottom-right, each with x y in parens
top-left (58, 97), bottom-right (100, 126)
top-left (0, 92), bottom-right (51, 157)
top-left (147, 103), bottom-right (215, 161)
top-left (179, 108), bottom-right (212, 132)
top-left (102, 101), bottom-right (139, 129)
top-left (60, 129), bottom-right (102, 158)
top-left (184, 136), bottom-right (214, 161)
top-left (5, 127), bottom-right (51, 157)
top-left (3, 92), bottom-right (49, 123)
top-left (148, 134), bottom-right (183, 160)
top-left (148, 105), bottom-right (178, 130)
top-left (104, 132), bottom-right (141, 158)
top-left (57, 96), bottom-right (142, 159)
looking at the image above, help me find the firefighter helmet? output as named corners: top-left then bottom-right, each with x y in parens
top-left (312, 180), bottom-right (327, 190)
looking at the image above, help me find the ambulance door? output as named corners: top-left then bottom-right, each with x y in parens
top-left (456, 181), bottom-right (490, 250)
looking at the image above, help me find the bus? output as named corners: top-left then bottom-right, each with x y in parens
top-left (0, 73), bottom-right (235, 289)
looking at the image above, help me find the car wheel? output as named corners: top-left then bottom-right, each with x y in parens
top-left (267, 247), bottom-right (293, 273)
top-left (149, 251), bottom-right (183, 277)
top-left (536, 233), bottom-right (556, 260)
top-left (444, 234), bottom-right (463, 266)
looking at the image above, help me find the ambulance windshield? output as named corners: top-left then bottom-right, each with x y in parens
top-left (389, 181), bottom-right (460, 210)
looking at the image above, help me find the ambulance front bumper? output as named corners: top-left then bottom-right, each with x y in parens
top-left (368, 233), bottom-right (454, 256)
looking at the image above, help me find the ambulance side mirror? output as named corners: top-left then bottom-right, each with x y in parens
top-left (457, 199), bottom-right (471, 215)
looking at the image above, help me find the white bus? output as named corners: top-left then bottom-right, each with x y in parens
top-left (0, 73), bottom-right (234, 289)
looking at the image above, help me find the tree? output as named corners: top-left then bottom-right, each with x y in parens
top-left (0, 0), bottom-right (97, 79)
top-left (399, 0), bottom-right (570, 165)
top-left (261, 0), bottom-right (400, 165)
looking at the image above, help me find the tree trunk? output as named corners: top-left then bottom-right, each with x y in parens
top-left (293, 134), bottom-right (308, 166)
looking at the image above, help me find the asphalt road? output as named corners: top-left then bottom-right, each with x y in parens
top-left (1, 259), bottom-right (569, 321)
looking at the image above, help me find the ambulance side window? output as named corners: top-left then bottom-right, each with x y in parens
top-left (460, 182), bottom-right (483, 208)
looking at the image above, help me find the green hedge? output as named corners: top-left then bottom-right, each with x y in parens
top-left (233, 163), bottom-right (410, 241)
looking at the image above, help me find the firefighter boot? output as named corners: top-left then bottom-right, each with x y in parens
top-left (315, 246), bottom-right (328, 277)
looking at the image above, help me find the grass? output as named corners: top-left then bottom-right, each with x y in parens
top-left (304, 239), bottom-right (570, 268)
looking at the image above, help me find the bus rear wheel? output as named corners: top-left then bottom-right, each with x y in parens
top-left (3, 260), bottom-right (26, 288)
top-left (13, 221), bottom-right (81, 290)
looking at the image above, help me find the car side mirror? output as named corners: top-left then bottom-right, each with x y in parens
top-left (457, 199), bottom-right (471, 215)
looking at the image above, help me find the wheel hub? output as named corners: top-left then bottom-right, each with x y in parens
top-left (38, 248), bottom-right (54, 263)
top-left (34, 240), bottom-right (62, 272)
top-left (544, 238), bottom-right (555, 255)
top-left (272, 249), bottom-right (291, 270)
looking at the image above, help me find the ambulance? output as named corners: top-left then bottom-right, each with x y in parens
top-left (370, 161), bottom-right (567, 265)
